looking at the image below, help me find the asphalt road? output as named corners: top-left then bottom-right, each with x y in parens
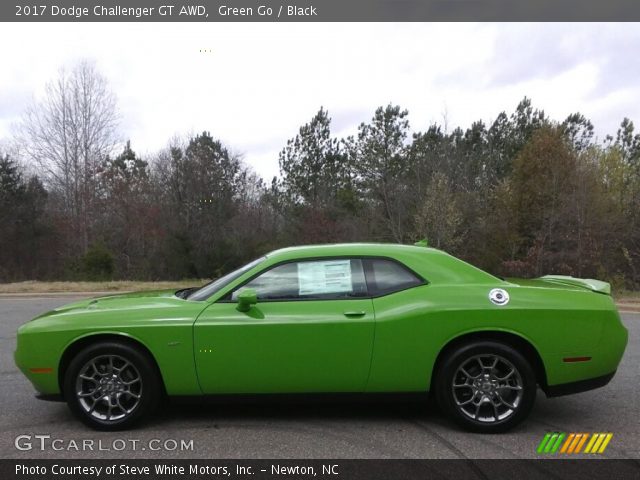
top-left (1, 297), bottom-right (638, 459)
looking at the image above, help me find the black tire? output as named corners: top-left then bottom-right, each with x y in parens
top-left (63, 341), bottom-right (161, 431)
top-left (435, 341), bottom-right (536, 433)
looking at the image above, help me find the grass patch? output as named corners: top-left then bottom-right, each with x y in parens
top-left (0, 280), bottom-right (208, 294)
top-left (615, 290), bottom-right (640, 304)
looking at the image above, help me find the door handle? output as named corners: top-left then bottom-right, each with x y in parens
top-left (343, 311), bottom-right (367, 317)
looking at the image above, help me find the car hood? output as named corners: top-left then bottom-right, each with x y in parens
top-left (33, 289), bottom-right (186, 320)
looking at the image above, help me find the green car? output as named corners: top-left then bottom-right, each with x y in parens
top-left (15, 243), bottom-right (628, 432)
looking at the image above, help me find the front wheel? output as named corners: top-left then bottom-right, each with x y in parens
top-left (63, 341), bottom-right (161, 430)
top-left (435, 341), bottom-right (536, 433)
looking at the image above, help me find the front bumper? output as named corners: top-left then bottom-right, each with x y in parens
top-left (35, 393), bottom-right (64, 402)
top-left (14, 328), bottom-right (62, 395)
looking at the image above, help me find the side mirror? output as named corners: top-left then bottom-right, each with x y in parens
top-left (236, 288), bottom-right (258, 312)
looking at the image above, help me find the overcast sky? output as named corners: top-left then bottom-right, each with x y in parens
top-left (1, 23), bottom-right (639, 180)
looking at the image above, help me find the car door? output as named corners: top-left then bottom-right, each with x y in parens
top-left (363, 258), bottom-right (431, 392)
top-left (194, 258), bottom-right (375, 394)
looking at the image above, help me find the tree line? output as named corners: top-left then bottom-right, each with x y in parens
top-left (1, 62), bottom-right (639, 288)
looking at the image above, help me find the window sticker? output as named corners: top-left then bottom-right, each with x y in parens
top-left (298, 260), bottom-right (353, 296)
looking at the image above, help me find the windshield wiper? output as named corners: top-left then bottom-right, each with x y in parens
top-left (175, 287), bottom-right (199, 299)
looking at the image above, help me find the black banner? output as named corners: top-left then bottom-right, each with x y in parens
top-left (5, 0), bottom-right (640, 22)
top-left (3, 459), bottom-right (640, 480)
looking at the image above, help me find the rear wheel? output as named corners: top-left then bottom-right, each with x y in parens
top-left (435, 341), bottom-right (536, 433)
top-left (63, 341), bottom-right (161, 430)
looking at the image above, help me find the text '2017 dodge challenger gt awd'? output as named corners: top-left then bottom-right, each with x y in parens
top-left (15, 243), bottom-right (628, 431)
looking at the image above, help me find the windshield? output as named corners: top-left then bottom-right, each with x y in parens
top-left (186, 257), bottom-right (266, 301)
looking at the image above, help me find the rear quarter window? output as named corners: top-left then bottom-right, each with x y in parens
top-left (365, 258), bottom-right (423, 296)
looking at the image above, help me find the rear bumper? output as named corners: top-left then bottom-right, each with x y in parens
top-left (544, 370), bottom-right (616, 397)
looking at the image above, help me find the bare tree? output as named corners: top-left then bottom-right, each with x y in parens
top-left (19, 61), bottom-right (119, 253)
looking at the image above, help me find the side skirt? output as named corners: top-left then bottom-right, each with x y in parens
top-left (168, 391), bottom-right (431, 406)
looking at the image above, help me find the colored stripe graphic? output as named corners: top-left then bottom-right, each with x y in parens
top-left (591, 433), bottom-right (606, 453)
top-left (544, 433), bottom-right (559, 453)
top-left (568, 433), bottom-right (583, 454)
top-left (597, 433), bottom-right (613, 453)
top-left (537, 433), bottom-right (552, 453)
top-left (574, 433), bottom-right (588, 453)
top-left (538, 432), bottom-right (613, 454)
top-left (560, 433), bottom-right (575, 453)
top-left (585, 433), bottom-right (613, 454)
top-left (584, 433), bottom-right (598, 453)
top-left (537, 432), bottom-right (566, 453)
top-left (550, 433), bottom-right (565, 453)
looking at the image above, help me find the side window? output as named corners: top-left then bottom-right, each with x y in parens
top-left (365, 258), bottom-right (422, 296)
top-left (232, 259), bottom-right (367, 301)
top-left (236, 263), bottom-right (299, 300)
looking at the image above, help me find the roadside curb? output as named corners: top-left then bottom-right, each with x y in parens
top-left (0, 291), bottom-right (129, 298)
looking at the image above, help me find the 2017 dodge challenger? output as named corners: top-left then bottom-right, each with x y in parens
top-left (15, 243), bottom-right (628, 431)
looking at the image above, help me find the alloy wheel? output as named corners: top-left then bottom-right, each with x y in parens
top-left (451, 353), bottom-right (524, 423)
top-left (75, 354), bottom-right (143, 422)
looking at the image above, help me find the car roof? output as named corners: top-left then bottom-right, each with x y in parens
top-left (266, 242), bottom-right (444, 259)
top-left (264, 243), bottom-right (500, 285)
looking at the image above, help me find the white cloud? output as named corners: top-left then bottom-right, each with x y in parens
top-left (1, 22), bottom-right (639, 180)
